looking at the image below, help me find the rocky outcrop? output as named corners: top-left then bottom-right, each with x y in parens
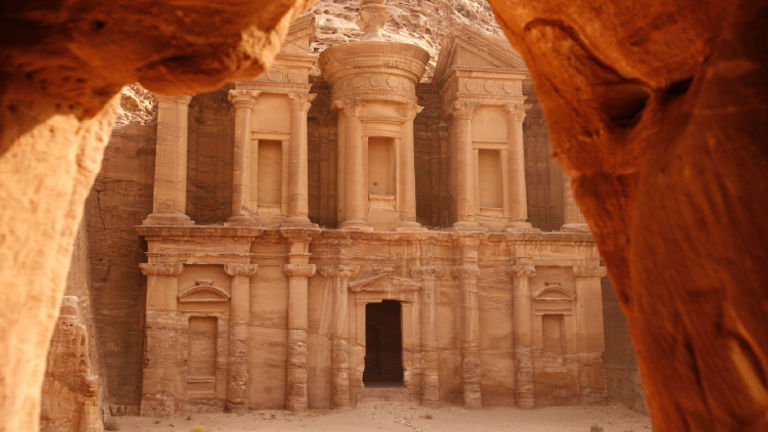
top-left (0, 1), bottom-right (314, 431)
top-left (488, 0), bottom-right (768, 429)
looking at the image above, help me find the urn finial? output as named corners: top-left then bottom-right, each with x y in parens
top-left (358, 0), bottom-right (388, 41)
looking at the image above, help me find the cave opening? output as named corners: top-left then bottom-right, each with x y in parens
top-left (363, 300), bottom-right (404, 387)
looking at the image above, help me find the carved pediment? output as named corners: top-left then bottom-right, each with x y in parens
top-left (178, 279), bottom-right (230, 303)
top-left (435, 26), bottom-right (527, 84)
top-left (349, 272), bottom-right (422, 294)
top-left (532, 281), bottom-right (575, 302)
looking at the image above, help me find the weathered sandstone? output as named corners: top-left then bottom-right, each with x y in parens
top-left (488, 0), bottom-right (768, 429)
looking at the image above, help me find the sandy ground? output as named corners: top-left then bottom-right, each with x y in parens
top-left (115, 401), bottom-right (651, 432)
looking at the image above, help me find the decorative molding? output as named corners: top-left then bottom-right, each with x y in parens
top-left (507, 263), bottom-right (536, 279)
top-left (283, 263), bottom-right (317, 278)
top-left (318, 264), bottom-right (359, 280)
top-left (155, 94), bottom-right (192, 106)
top-left (139, 262), bottom-right (183, 276)
top-left (504, 103), bottom-right (532, 122)
top-left (223, 263), bottom-right (259, 277)
top-left (573, 262), bottom-right (607, 278)
top-left (451, 264), bottom-right (480, 279)
top-left (410, 266), bottom-right (443, 280)
top-left (447, 100), bottom-right (479, 119)
top-left (228, 89), bottom-right (261, 108)
top-left (178, 279), bottom-right (230, 303)
top-left (288, 92), bottom-right (317, 113)
top-left (349, 272), bottom-right (421, 293)
top-left (532, 281), bottom-right (575, 302)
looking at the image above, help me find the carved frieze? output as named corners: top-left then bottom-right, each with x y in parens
top-left (139, 262), bottom-right (183, 276)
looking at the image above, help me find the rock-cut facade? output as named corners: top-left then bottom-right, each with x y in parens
top-left (135, 4), bottom-right (606, 415)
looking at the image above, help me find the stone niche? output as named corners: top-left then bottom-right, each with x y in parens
top-left (133, 1), bottom-right (608, 416)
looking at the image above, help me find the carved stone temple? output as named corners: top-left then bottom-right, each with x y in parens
top-left (136, 1), bottom-right (606, 415)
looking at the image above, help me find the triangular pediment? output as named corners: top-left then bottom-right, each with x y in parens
top-left (434, 26), bottom-right (527, 85)
top-left (349, 272), bottom-right (421, 293)
top-left (178, 279), bottom-right (230, 303)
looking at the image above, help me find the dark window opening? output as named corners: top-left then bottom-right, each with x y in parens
top-left (363, 300), bottom-right (404, 387)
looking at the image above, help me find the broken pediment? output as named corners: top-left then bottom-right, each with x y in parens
top-left (434, 26), bottom-right (527, 85)
top-left (178, 279), bottom-right (230, 303)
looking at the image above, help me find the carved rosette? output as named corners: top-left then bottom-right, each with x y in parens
top-left (507, 263), bottom-right (537, 280)
top-left (283, 263), bottom-right (317, 278)
top-left (228, 89), bottom-right (261, 109)
top-left (223, 263), bottom-right (259, 277)
top-left (139, 262), bottom-right (183, 276)
top-left (288, 92), bottom-right (317, 113)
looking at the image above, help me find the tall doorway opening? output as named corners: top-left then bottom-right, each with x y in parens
top-left (363, 300), bottom-right (404, 387)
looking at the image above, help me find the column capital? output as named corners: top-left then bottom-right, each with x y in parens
top-left (451, 264), bottom-right (480, 280)
top-left (507, 263), bottom-right (536, 279)
top-left (403, 102), bottom-right (424, 121)
top-left (573, 261), bottom-right (607, 278)
top-left (504, 103), bottom-right (531, 122)
top-left (333, 98), bottom-right (362, 117)
top-left (280, 226), bottom-right (321, 244)
top-left (284, 263), bottom-right (317, 278)
top-left (228, 89), bottom-right (261, 109)
top-left (410, 265), bottom-right (443, 280)
top-left (447, 100), bottom-right (478, 119)
top-left (139, 262), bottom-right (183, 276)
top-left (155, 94), bottom-right (192, 106)
top-left (288, 92), bottom-right (317, 113)
top-left (223, 263), bottom-right (259, 277)
top-left (318, 264), bottom-right (360, 280)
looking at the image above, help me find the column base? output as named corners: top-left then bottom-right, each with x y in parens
top-left (281, 216), bottom-right (318, 229)
top-left (561, 223), bottom-right (591, 233)
top-left (142, 213), bottom-right (194, 226)
top-left (505, 221), bottom-right (539, 233)
top-left (453, 221), bottom-right (486, 232)
top-left (226, 215), bottom-right (260, 226)
top-left (395, 220), bottom-right (426, 232)
top-left (340, 219), bottom-right (374, 232)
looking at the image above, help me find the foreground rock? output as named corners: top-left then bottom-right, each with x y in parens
top-left (488, 0), bottom-right (768, 429)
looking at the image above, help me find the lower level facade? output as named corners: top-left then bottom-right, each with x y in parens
top-left (137, 225), bottom-right (606, 414)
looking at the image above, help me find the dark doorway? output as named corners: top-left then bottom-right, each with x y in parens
top-left (363, 300), bottom-right (404, 387)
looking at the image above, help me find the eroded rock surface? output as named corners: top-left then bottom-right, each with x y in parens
top-left (488, 0), bottom-right (768, 429)
top-left (0, 1), bottom-right (314, 431)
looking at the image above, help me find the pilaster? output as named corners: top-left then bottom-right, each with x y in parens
top-left (573, 260), bottom-right (607, 403)
top-left (504, 103), bottom-right (534, 232)
top-left (396, 103), bottom-right (424, 230)
top-left (281, 227), bottom-right (320, 411)
top-left (222, 263), bottom-right (259, 411)
top-left (411, 265), bottom-right (443, 407)
top-left (448, 100), bottom-right (479, 227)
top-left (139, 262), bottom-right (184, 416)
top-left (561, 174), bottom-right (590, 232)
top-left (507, 260), bottom-right (537, 409)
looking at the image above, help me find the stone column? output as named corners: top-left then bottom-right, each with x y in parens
top-left (561, 174), bottom-right (589, 232)
top-left (508, 261), bottom-right (537, 408)
top-left (144, 95), bottom-right (193, 225)
top-left (281, 228), bottom-right (319, 411)
top-left (228, 89), bottom-right (261, 224)
top-left (397, 103), bottom-right (423, 230)
top-left (452, 231), bottom-right (483, 408)
top-left (505, 103), bottom-right (533, 231)
top-left (411, 265), bottom-right (443, 407)
top-left (335, 102), bottom-right (347, 223)
top-left (223, 263), bottom-right (259, 411)
top-left (286, 92), bottom-right (317, 226)
top-left (449, 101), bottom-right (478, 227)
top-left (139, 262), bottom-right (184, 416)
top-left (338, 99), bottom-right (371, 231)
top-left (320, 265), bottom-right (359, 409)
top-left (573, 260), bottom-right (607, 403)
